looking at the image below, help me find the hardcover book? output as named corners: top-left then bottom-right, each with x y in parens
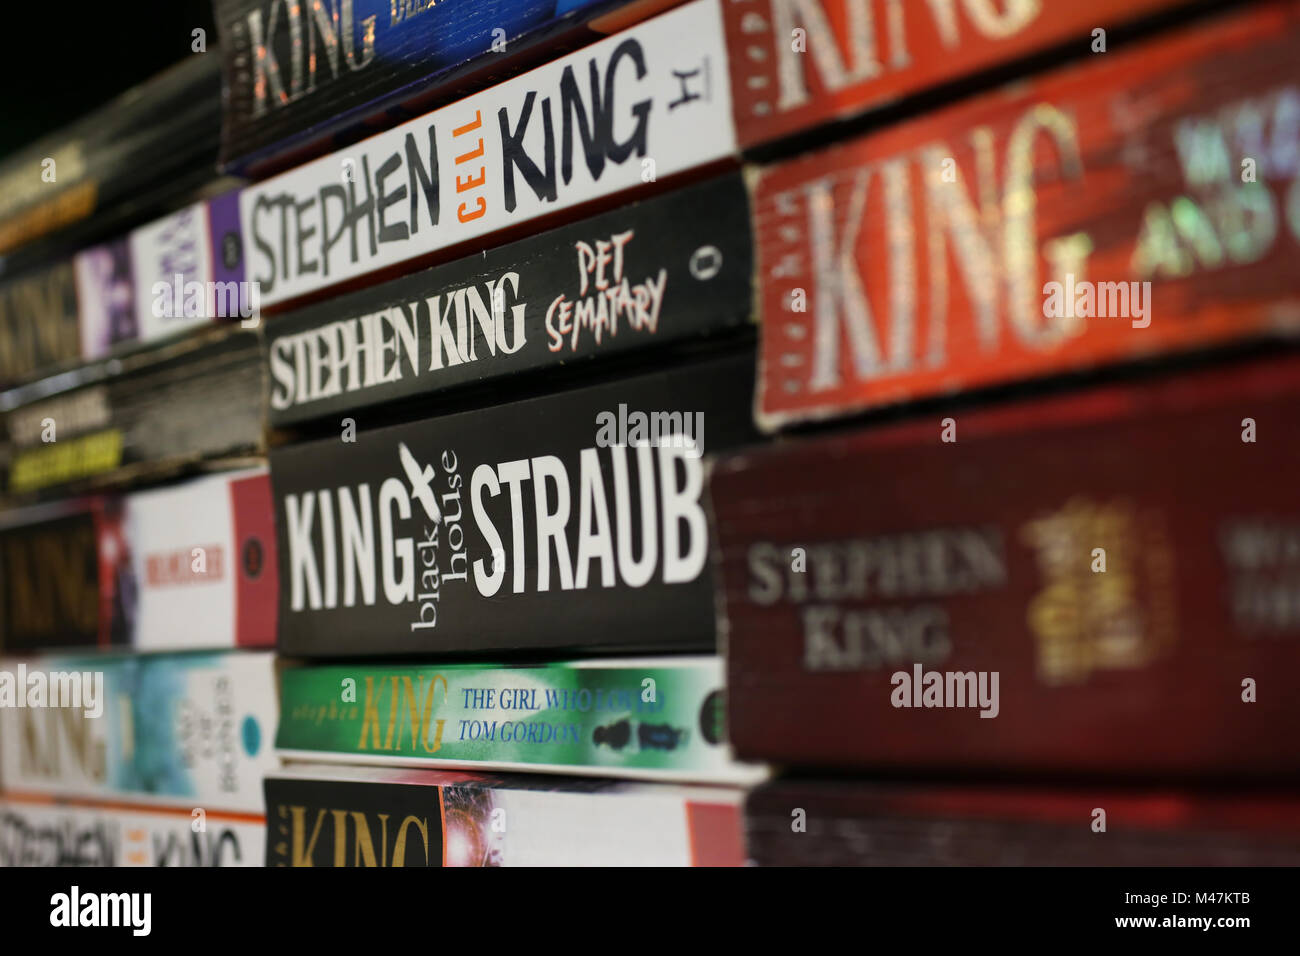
top-left (265, 763), bottom-right (743, 866)
top-left (276, 656), bottom-right (763, 783)
top-left (746, 780), bottom-right (1300, 866)
top-left (0, 651), bottom-right (278, 812)
top-left (753, 0), bottom-right (1300, 428)
top-left (215, 0), bottom-right (679, 174)
top-left (0, 797), bottom-right (264, 867)
top-left (1, 329), bottom-right (265, 500)
top-left (266, 171), bottom-right (753, 427)
top-left (271, 348), bottom-right (757, 656)
top-left (711, 351), bottom-right (1300, 777)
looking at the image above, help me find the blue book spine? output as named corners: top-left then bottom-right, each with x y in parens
top-left (216, 0), bottom-right (638, 172)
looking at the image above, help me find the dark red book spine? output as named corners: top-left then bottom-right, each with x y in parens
top-left (750, 0), bottom-right (1300, 428)
top-left (712, 353), bottom-right (1300, 777)
top-left (746, 780), bottom-right (1300, 865)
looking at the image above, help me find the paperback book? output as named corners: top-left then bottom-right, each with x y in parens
top-left (0, 797), bottom-right (264, 867)
top-left (0, 651), bottom-right (278, 812)
top-left (233, 0), bottom-right (1193, 310)
top-left (0, 470), bottom-right (276, 653)
top-left (276, 656), bottom-right (762, 783)
top-left (1, 329), bottom-right (265, 500)
top-left (266, 171), bottom-right (753, 427)
top-left (216, 0), bottom-right (678, 173)
top-left (746, 780), bottom-right (1300, 866)
top-left (753, 0), bottom-right (1300, 428)
top-left (272, 348), bottom-right (757, 657)
top-left (265, 762), bottom-right (742, 866)
top-left (0, 55), bottom-right (222, 266)
top-left (0, 262), bottom-right (81, 385)
top-left (0, 497), bottom-right (125, 653)
top-left (712, 351), bottom-right (1300, 777)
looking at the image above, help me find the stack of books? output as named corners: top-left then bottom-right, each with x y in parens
top-left (2, 0), bottom-right (1297, 868)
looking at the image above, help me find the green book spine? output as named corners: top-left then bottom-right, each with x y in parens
top-left (276, 657), bottom-right (762, 784)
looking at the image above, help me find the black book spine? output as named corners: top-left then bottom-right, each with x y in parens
top-left (271, 347), bottom-right (759, 657)
top-left (266, 172), bottom-right (753, 428)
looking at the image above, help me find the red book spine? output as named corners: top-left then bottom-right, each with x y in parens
top-left (229, 471), bottom-right (279, 649)
top-left (723, 0), bottom-right (1191, 149)
top-left (712, 353), bottom-right (1300, 776)
top-left (750, 0), bottom-right (1300, 428)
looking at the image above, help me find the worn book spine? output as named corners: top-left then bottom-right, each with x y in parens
top-left (1, 329), bottom-right (265, 500)
top-left (276, 657), bottom-right (762, 783)
top-left (746, 780), bottom-right (1300, 866)
top-left (722, 0), bottom-right (1192, 150)
top-left (272, 348), bottom-right (756, 657)
top-left (265, 171), bottom-right (753, 427)
top-left (0, 651), bottom-right (279, 813)
top-left (265, 763), bottom-right (743, 866)
top-left (232, 0), bottom-right (1204, 310)
top-left (216, 0), bottom-right (683, 174)
top-left (753, 0), bottom-right (1300, 428)
top-left (712, 352), bottom-right (1300, 777)
top-left (0, 796), bottom-right (265, 867)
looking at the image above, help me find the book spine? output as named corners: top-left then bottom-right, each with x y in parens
top-left (3, 330), bottom-right (265, 499)
top-left (0, 499), bottom-right (127, 653)
top-left (127, 469), bottom-right (279, 651)
top-left (0, 55), bottom-right (221, 260)
top-left (0, 262), bottom-right (82, 385)
top-left (0, 471), bottom-right (276, 653)
top-left (266, 171), bottom-right (753, 427)
top-left (73, 192), bottom-right (249, 364)
top-left (240, 0), bottom-right (736, 308)
top-left (216, 0), bottom-right (665, 173)
top-left (752, 0), bottom-right (1300, 428)
top-left (0, 798), bottom-right (265, 867)
top-left (264, 771), bottom-right (742, 866)
top-left (222, 0), bottom-right (1200, 315)
top-left (721, 0), bottom-right (1192, 149)
top-left (276, 657), bottom-right (758, 782)
top-left (0, 652), bottom-right (279, 812)
top-left (712, 353), bottom-right (1300, 776)
top-left (745, 781), bottom-right (1300, 866)
top-left (271, 349), bottom-right (757, 657)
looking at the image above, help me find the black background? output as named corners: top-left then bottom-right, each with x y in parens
top-left (0, 1), bottom-right (217, 160)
